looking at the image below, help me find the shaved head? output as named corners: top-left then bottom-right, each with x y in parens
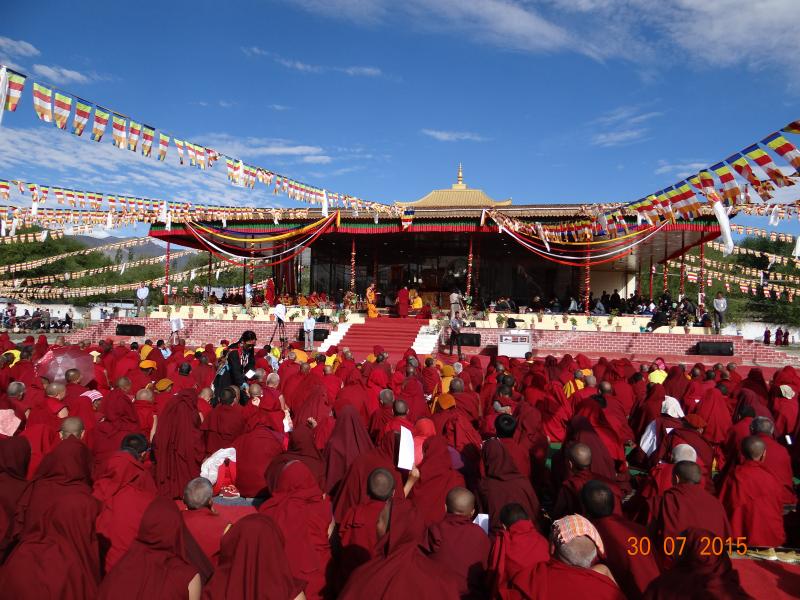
top-left (556, 536), bottom-right (597, 569)
top-left (379, 389), bottom-right (394, 406)
top-left (368, 468), bottom-right (396, 501)
top-left (671, 443), bottom-right (697, 463)
top-left (599, 381), bottom-right (613, 395)
top-left (568, 443), bottom-right (592, 471)
top-left (750, 416), bottom-right (775, 436)
top-left (45, 382), bottom-right (65, 399)
top-left (449, 378), bottom-right (464, 393)
top-left (65, 368), bottom-right (81, 383)
top-left (499, 503), bottom-right (529, 528)
top-left (183, 477), bottom-right (213, 509)
top-left (581, 480), bottom-right (615, 519)
top-left (446, 487), bottom-right (475, 517)
top-left (7, 382), bottom-right (24, 398)
top-left (135, 388), bottom-right (153, 403)
top-left (742, 435), bottom-right (766, 461)
top-left (300, 363), bottom-right (311, 374)
top-left (60, 416), bottom-right (84, 439)
top-left (266, 373), bottom-right (280, 387)
top-left (673, 460), bottom-right (702, 484)
top-left (393, 400), bottom-right (408, 417)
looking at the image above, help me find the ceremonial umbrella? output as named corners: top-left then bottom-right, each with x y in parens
top-left (36, 346), bottom-right (94, 385)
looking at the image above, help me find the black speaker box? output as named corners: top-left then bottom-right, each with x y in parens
top-left (296, 328), bottom-right (330, 342)
top-left (695, 341), bottom-right (734, 356)
top-left (460, 333), bottom-right (481, 347)
top-left (115, 323), bottom-right (146, 336)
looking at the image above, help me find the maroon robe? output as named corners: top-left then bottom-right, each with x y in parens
top-left (425, 513), bottom-right (491, 599)
top-left (657, 481), bottom-right (731, 541)
top-left (153, 389), bottom-right (204, 499)
top-left (202, 404), bottom-right (245, 455)
top-left (718, 461), bottom-right (786, 547)
top-left (511, 559), bottom-right (625, 600)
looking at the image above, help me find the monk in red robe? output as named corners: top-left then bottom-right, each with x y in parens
top-left (642, 528), bottom-right (752, 599)
top-left (339, 496), bottom-right (460, 599)
top-left (91, 387), bottom-right (141, 470)
top-left (201, 513), bottom-right (304, 600)
top-left (259, 460), bottom-right (333, 600)
top-left (0, 436), bottom-right (30, 559)
top-left (425, 487), bottom-right (490, 600)
top-left (656, 460), bottom-right (730, 544)
top-left (93, 445), bottom-right (157, 572)
top-left (14, 434), bottom-right (95, 539)
top-left (334, 370), bottom-right (371, 425)
top-left (367, 388), bottom-right (395, 444)
top-left (181, 477), bottom-right (232, 566)
top-left (336, 467), bottom-right (395, 591)
top-left (265, 423), bottom-right (326, 493)
top-left (0, 493), bottom-right (101, 600)
top-left (719, 435), bottom-right (786, 547)
top-left (202, 388), bottom-right (245, 454)
top-left (153, 389), bottom-right (204, 499)
top-left (98, 497), bottom-right (210, 599)
top-left (421, 358), bottom-right (442, 396)
top-left (509, 514), bottom-right (624, 600)
top-left (232, 419), bottom-right (284, 498)
top-left (324, 405), bottom-right (374, 498)
top-left (408, 435), bottom-right (465, 526)
top-left (487, 503), bottom-right (549, 599)
top-left (582, 480), bottom-right (661, 599)
top-left (396, 285), bottom-right (410, 317)
top-left (478, 438), bottom-right (540, 535)
top-left (552, 442), bottom-right (623, 520)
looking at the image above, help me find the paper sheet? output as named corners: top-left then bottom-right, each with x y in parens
top-left (398, 426), bottom-right (415, 470)
top-left (473, 513), bottom-right (490, 535)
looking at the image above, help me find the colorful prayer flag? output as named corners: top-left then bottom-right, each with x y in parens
top-left (711, 162), bottom-right (741, 204)
top-left (53, 92), bottom-right (72, 130)
top-left (763, 132), bottom-right (800, 173)
top-left (128, 121), bottom-right (142, 151)
top-left (91, 108), bottom-right (109, 141)
top-left (782, 120), bottom-right (800, 135)
top-left (0, 180), bottom-right (8, 200)
top-left (726, 152), bottom-right (773, 201)
top-left (4, 71), bottom-right (25, 112)
top-left (73, 101), bottom-right (91, 136)
top-left (32, 83), bottom-right (53, 122)
top-left (158, 133), bottom-right (169, 161)
top-left (744, 144), bottom-right (792, 187)
top-left (141, 126), bottom-right (154, 157)
top-left (401, 208), bottom-right (415, 229)
top-left (174, 139), bottom-right (185, 164)
top-left (111, 115), bottom-right (127, 148)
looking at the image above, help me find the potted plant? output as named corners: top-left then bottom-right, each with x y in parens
top-left (684, 315), bottom-right (695, 334)
top-left (537, 309), bottom-right (544, 322)
top-left (570, 317), bottom-right (578, 331)
top-left (562, 314), bottom-right (569, 323)
top-left (339, 310), bottom-right (349, 324)
top-left (495, 314), bottom-right (508, 328)
top-left (607, 309), bottom-right (618, 326)
top-left (288, 311), bottom-right (299, 322)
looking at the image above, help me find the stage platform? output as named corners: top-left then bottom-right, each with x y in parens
top-left (59, 313), bottom-right (800, 369)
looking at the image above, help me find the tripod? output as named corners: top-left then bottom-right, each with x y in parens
top-left (268, 317), bottom-right (288, 358)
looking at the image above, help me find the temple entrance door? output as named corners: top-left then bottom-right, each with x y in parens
top-left (390, 265), bottom-right (404, 290)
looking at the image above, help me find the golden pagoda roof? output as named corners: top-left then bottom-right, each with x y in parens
top-left (395, 164), bottom-right (512, 209)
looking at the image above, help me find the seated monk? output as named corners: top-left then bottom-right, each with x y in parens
top-left (338, 494), bottom-right (459, 599)
top-left (509, 514), bottom-right (625, 600)
top-left (421, 357), bottom-right (442, 396)
top-left (487, 502), bottom-right (549, 599)
top-left (582, 481), bottom-right (660, 599)
top-left (745, 417), bottom-right (796, 506)
top-left (202, 388), bottom-right (245, 455)
top-left (424, 487), bottom-right (490, 600)
top-left (383, 399), bottom-right (414, 435)
top-left (495, 414), bottom-right (531, 479)
top-left (552, 443), bottom-right (623, 520)
top-left (643, 528), bottom-right (752, 599)
top-left (449, 377), bottom-right (481, 424)
top-left (718, 436), bottom-right (786, 548)
top-left (337, 467), bottom-right (396, 589)
top-left (368, 389), bottom-right (395, 445)
top-left (93, 435), bottom-right (157, 573)
top-left (181, 477), bottom-right (232, 566)
top-left (656, 460), bottom-right (731, 543)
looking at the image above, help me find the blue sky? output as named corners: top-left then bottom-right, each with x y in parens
top-left (1, 0), bottom-right (799, 237)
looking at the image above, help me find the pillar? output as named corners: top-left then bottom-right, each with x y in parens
top-left (583, 244), bottom-right (591, 314)
top-left (663, 243), bottom-right (669, 293)
top-left (466, 235), bottom-right (474, 298)
top-left (679, 232), bottom-right (686, 297)
top-left (164, 241), bottom-right (171, 305)
top-left (699, 239), bottom-right (706, 306)
top-left (350, 237), bottom-right (356, 292)
top-left (648, 255), bottom-right (653, 300)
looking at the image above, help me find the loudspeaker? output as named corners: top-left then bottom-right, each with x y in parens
top-left (296, 328), bottom-right (330, 342)
top-left (695, 341), bottom-right (734, 356)
top-left (115, 323), bottom-right (146, 337)
top-left (460, 333), bottom-right (481, 347)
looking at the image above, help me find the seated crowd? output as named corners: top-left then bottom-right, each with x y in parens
top-left (0, 330), bottom-right (797, 599)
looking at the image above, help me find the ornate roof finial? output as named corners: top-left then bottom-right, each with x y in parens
top-left (457, 162), bottom-right (463, 184)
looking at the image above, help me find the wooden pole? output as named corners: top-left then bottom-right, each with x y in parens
top-left (679, 231), bottom-right (686, 297)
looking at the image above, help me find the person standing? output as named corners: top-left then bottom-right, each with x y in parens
top-left (366, 282), bottom-right (379, 319)
top-left (396, 285), bottom-right (410, 318)
top-left (449, 311), bottom-right (465, 356)
top-left (450, 288), bottom-right (464, 319)
top-left (303, 310), bottom-right (316, 352)
top-left (136, 282), bottom-right (149, 316)
top-left (712, 291), bottom-right (727, 334)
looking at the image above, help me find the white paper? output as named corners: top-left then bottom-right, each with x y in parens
top-left (473, 513), bottom-right (490, 535)
top-left (398, 426), bottom-right (415, 470)
top-left (786, 435), bottom-right (793, 446)
top-left (170, 317), bottom-right (184, 332)
top-left (245, 369), bottom-right (256, 379)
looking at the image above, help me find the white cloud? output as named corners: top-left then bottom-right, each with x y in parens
top-left (591, 128), bottom-right (648, 147)
top-left (421, 129), bottom-right (488, 142)
top-left (302, 155), bottom-right (333, 164)
top-left (196, 133), bottom-right (325, 159)
top-left (218, 100), bottom-right (235, 108)
top-left (654, 159), bottom-right (709, 178)
top-left (268, 104), bottom-right (292, 111)
top-left (242, 47), bottom-right (384, 78)
top-left (0, 36), bottom-right (40, 57)
top-left (32, 64), bottom-right (90, 84)
top-left (285, 0), bottom-right (800, 76)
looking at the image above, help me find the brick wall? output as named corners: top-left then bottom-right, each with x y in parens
top-left (66, 317), bottom-right (332, 348)
top-left (455, 327), bottom-right (800, 367)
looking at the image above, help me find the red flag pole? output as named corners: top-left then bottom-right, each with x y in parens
top-left (663, 243), bottom-right (668, 293)
top-left (679, 232), bottom-right (686, 297)
top-left (164, 241), bottom-right (171, 305)
top-left (648, 255), bottom-right (653, 300)
top-left (699, 238), bottom-right (706, 306)
top-left (583, 243), bottom-right (591, 315)
top-left (466, 235), bottom-right (474, 298)
top-left (350, 237), bottom-right (356, 292)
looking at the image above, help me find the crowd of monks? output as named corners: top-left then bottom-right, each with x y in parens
top-left (0, 330), bottom-right (798, 599)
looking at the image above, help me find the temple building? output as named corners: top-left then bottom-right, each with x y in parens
top-left (150, 166), bottom-right (720, 308)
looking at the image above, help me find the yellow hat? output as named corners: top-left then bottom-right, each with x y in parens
top-left (139, 360), bottom-right (157, 370)
top-left (2, 349), bottom-right (20, 367)
top-left (154, 378), bottom-right (173, 392)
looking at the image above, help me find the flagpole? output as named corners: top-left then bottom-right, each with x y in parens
top-left (0, 67), bottom-right (7, 130)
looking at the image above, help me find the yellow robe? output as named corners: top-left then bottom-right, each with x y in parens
top-left (366, 287), bottom-right (378, 318)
